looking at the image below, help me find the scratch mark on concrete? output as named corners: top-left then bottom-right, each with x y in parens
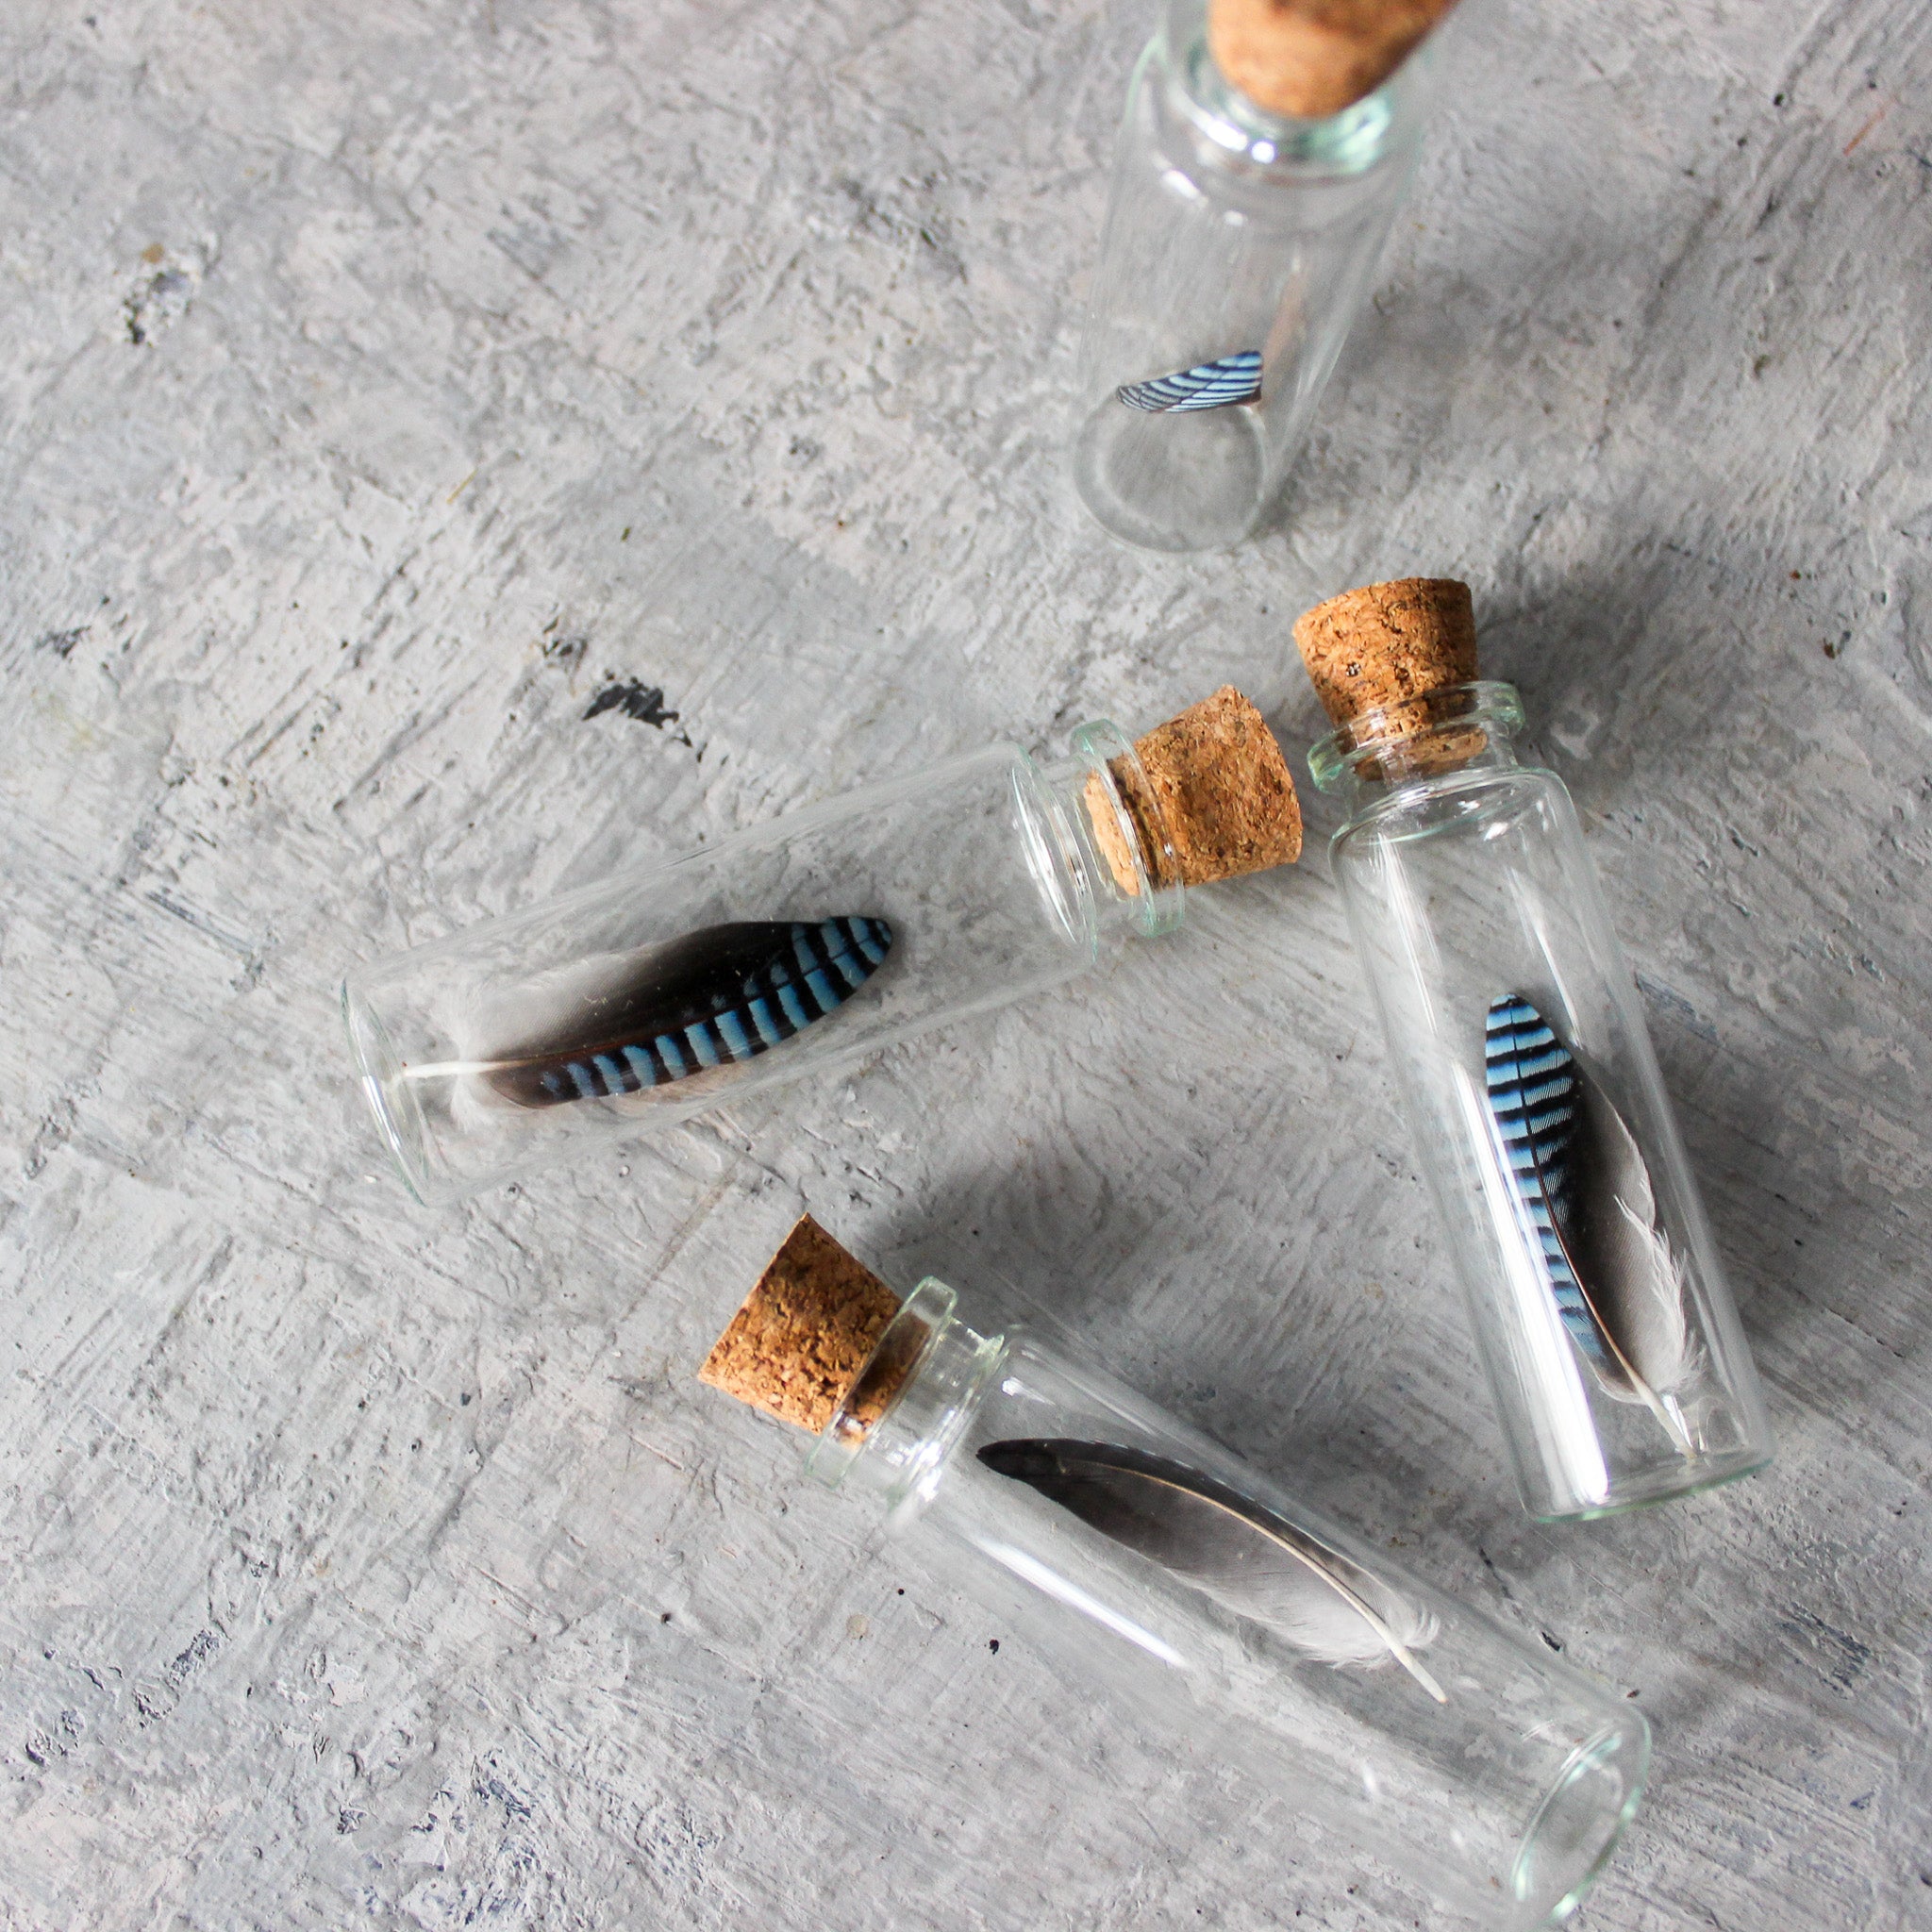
top-left (1779, 1606), bottom-right (1874, 1692)
top-left (143, 887), bottom-right (260, 960)
top-left (1844, 104), bottom-right (1889, 157)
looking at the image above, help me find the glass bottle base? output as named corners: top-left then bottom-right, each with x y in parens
top-left (1510, 1715), bottom-right (1650, 1924)
top-left (341, 979), bottom-right (441, 1207)
top-left (1072, 396), bottom-right (1266, 552)
top-left (1532, 1442), bottom-right (1774, 1524)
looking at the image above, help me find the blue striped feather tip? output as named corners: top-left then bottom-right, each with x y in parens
top-left (488, 915), bottom-right (893, 1108)
top-left (1116, 349), bottom-right (1262, 413)
top-left (1482, 992), bottom-right (1616, 1374)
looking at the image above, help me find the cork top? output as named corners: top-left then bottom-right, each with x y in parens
top-left (1208, 0), bottom-right (1460, 120)
top-left (1292, 578), bottom-right (1476, 726)
top-left (1084, 686), bottom-right (1303, 895)
top-left (699, 1215), bottom-right (903, 1435)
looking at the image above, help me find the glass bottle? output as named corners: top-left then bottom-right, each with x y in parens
top-left (703, 1218), bottom-right (1649, 1929)
top-left (342, 690), bottom-right (1301, 1204)
top-left (1298, 581), bottom-right (1775, 1521)
top-left (1071, 0), bottom-right (1443, 553)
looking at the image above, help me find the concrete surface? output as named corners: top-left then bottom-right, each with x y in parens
top-left (3, 0), bottom-right (1929, 1925)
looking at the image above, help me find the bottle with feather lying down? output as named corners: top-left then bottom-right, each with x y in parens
top-left (1071, 0), bottom-right (1456, 554)
top-left (341, 688), bottom-right (1303, 1204)
top-left (1297, 579), bottom-right (1776, 1523)
top-left (701, 1216), bottom-right (1650, 1928)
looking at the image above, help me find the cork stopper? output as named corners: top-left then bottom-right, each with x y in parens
top-left (699, 1215), bottom-right (902, 1435)
top-left (1083, 686), bottom-right (1303, 895)
top-left (1208, 0), bottom-right (1460, 120)
top-left (1293, 577), bottom-right (1476, 725)
top-left (1293, 576), bottom-right (1485, 777)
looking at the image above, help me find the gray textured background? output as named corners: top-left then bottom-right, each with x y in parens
top-left (3, 0), bottom-right (1929, 1924)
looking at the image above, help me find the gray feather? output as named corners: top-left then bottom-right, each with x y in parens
top-left (1572, 1071), bottom-right (1702, 1433)
top-left (978, 1440), bottom-right (1446, 1702)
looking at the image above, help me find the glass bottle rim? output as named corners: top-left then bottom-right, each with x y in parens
top-left (1156, 0), bottom-right (1411, 175)
top-left (804, 1276), bottom-right (958, 1492)
top-left (1307, 679), bottom-right (1525, 794)
top-left (1065, 719), bottom-right (1187, 940)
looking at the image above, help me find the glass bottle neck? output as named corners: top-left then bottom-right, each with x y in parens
top-left (1307, 680), bottom-right (1529, 822)
top-left (803, 1279), bottom-right (1006, 1526)
top-left (1151, 0), bottom-right (1424, 180)
top-left (1021, 720), bottom-right (1186, 949)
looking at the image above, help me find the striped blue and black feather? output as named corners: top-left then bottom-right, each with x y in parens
top-left (1483, 992), bottom-right (1702, 1443)
top-left (1482, 992), bottom-right (1610, 1373)
top-left (489, 916), bottom-right (892, 1108)
top-left (1116, 350), bottom-right (1262, 414)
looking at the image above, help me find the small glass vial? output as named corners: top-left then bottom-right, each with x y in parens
top-left (1072, 0), bottom-right (1454, 553)
top-left (1297, 579), bottom-right (1776, 1521)
top-left (343, 689), bottom-right (1303, 1203)
top-left (702, 1216), bottom-right (1650, 1928)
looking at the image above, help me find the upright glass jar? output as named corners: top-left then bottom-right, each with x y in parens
top-left (710, 1239), bottom-right (1650, 1928)
top-left (1072, 0), bottom-right (1434, 552)
top-left (1308, 682), bottom-right (1776, 1520)
top-left (343, 691), bottom-right (1301, 1203)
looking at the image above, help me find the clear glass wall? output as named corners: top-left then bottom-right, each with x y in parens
top-left (808, 1279), bottom-right (1650, 1927)
top-left (1073, 0), bottom-right (1428, 552)
top-left (1311, 685), bottom-right (1775, 1518)
top-left (343, 726), bottom-right (1179, 1202)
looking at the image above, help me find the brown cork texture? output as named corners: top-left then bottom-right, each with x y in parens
top-left (1293, 577), bottom-right (1477, 724)
top-left (1082, 769), bottom-right (1151, 893)
top-left (1208, 0), bottom-right (1460, 120)
top-left (1086, 687), bottom-right (1303, 893)
top-left (1293, 576), bottom-right (1484, 777)
top-left (699, 1215), bottom-right (901, 1435)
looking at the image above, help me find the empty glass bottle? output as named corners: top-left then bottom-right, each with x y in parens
top-left (1072, 0), bottom-right (1446, 552)
top-left (1298, 580), bottom-right (1775, 1520)
top-left (703, 1218), bottom-right (1650, 1928)
top-left (343, 690), bottom-right (1300, 1203)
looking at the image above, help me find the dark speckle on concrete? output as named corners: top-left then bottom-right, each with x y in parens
top-left (542, 628), bottom-right (588, 672)
top-left (585, 679), bottom-right (687, 740)
top-left (125, 266), bottom-right (195, 345)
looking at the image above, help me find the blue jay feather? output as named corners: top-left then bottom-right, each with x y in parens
top-left (1116, 350), bottom-right (1262, 413)
top-left (1485, 994), bottom-right (1698, 1444)
top-left (486, 916), bottom-right (892, 1108)
top-left (1483, 993), bottom-right (1603, 1369)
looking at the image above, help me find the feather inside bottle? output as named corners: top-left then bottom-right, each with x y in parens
top-left (407, 916), bottom-right (893, 1108)
top-left (1483, 994), bottom-right (1701, 1451)
top-left (1116, 350), bottom-right (1263, 413)
top-left (979, 1439), bottom-right (1446, 1701)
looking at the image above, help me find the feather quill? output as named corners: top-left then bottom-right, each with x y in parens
top-left (1484, 995), bottom-right (1700, 1451)
top-left (405, 916), bottom-right (892, 1108)
top-left (979, 1439), bottom-right (1446, 1702)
